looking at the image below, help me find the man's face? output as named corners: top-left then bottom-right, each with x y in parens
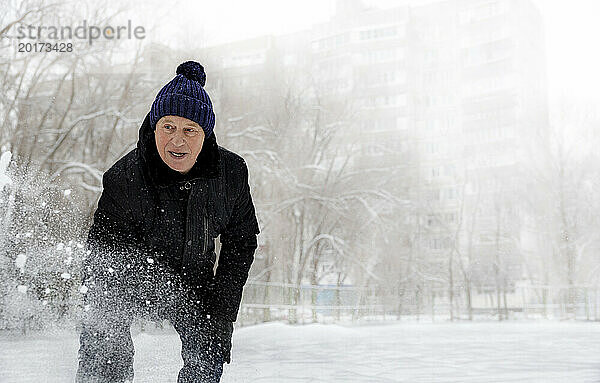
top-left (154, 115), bottom-right (205, 174)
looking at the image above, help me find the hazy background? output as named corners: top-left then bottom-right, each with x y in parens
top-left (1, 0), bottom-right (600, 331)
top-left (143, 0), bottom-right (600, 103)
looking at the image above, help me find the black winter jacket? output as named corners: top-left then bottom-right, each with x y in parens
top-left (82, 112), bottom-right (260, 325)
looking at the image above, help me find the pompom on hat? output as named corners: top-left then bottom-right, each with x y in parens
top-left (149, 61), bottom-right (215, 138)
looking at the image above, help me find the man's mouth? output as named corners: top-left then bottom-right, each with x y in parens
top-left (168, 151), bottom-right (188, 158)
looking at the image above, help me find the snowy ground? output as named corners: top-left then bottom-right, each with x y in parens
top-left (0, 320), bottom-right (599, 382)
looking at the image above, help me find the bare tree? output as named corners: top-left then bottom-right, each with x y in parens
top-left (522, 98), bottom-right (600, 316)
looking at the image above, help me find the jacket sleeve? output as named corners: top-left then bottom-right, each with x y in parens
top-left (83, 169), bottom-right (186, 311)
top-left (83, 169), bottom-right (139, 301)
top-left (210, 161), bottom-right (260, 322)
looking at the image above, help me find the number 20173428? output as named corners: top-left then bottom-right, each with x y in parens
top-left (18, 42), bottom-right (73, 53)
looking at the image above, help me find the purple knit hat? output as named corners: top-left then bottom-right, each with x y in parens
top-left (149, 61), bottom-right (215, 138)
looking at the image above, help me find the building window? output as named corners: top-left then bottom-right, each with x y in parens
top-left (361, 48), bottom-right (405, 63)
top-left (445, 187), bottom-right (457, 200)
top-left (445, 212), bottom-right (457, 223)
top-left (283, 54), bottom-right (297, 66)
top-left (429, 237), bottom-right (453, 250)
top-left (397, 116), bottom-right (408, 130)
top-left (312, 33), bottom-right (350, 51)
top-left (426, 188), bottom-right (441, 201)
top-left (222, 51), bottom-right (266, 68)
top-left (459, 1), bottom-right (509, 24)
top-left (361, 93), bottom-right (407, 108)
top-left (359, 26), bottom-right (398, 41)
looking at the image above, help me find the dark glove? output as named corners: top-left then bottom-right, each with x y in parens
top-left (208, 317), bottom-right (234, 364)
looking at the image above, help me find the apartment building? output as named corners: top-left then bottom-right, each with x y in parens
top-left (141, 0), bottom-right (548, 289)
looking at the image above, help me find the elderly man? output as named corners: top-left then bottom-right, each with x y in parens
top-left (76, 61), bottom-right (260, 383)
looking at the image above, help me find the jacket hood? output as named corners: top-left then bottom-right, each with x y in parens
top-left (136, 112), bottom-right (220, 186)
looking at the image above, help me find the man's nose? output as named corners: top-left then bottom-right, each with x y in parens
top-left (171, 131), bottom-right (186, 146)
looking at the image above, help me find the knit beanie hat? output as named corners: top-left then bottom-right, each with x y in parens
top-left (149, 61), bottom-right (215, 138)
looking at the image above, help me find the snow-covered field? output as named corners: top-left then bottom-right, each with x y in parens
top-left (0, 320), bottom-right (599, 382)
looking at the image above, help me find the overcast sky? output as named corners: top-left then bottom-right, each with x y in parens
top-left (531, 0), bottom-right (600, 105)
top-left (134, 0), bottom-right (599, 106)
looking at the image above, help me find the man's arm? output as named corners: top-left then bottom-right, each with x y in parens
top-left (83, 169), bottom-right (186, 312)
top-left (83, 169), bottom-right (139, 302)
top-left (210, 161), bottom-right (260, 322)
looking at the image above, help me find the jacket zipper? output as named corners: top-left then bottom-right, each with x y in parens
top-left (182, 181), bottom-right (193, 274)
top-left (180, 180), bottom-right (209, 273)
top-left (203, 214), bottom-right (208, 255)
